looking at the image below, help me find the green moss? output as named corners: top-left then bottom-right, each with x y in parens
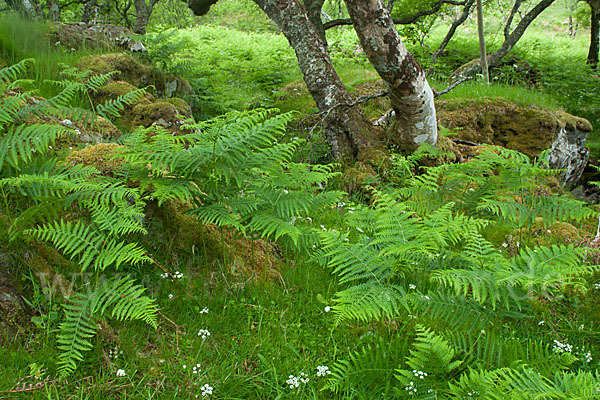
top-left (93, 80), bottom-right (153, 106)
top-left (66, 143), bottom-right (125, 176)
top-left (77, 53), bottom-right (154, 88)
top-left (129, 102), bottom-right (179, 128)
top-left (344, 161), bottom-right (377, 194)
top-left (158, 98), bottom-right (193, 117)
top-left (436, 98), bottom-right (592, 159)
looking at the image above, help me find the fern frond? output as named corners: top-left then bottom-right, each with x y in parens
top-left (96, 87), bottom-right (147, 119)
top-left (57, 276), bottom-right (157, 377)
top-left (27, 220), bottom-right (150, 271)
top-left (331, 283), bottom-right (408, 324)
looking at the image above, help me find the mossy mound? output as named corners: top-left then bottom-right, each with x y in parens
top-left (77, 53), bottom-right (193, 97)
top-left (164, 98), bottom-right (193, 118)
top-left (92, 80), bottom-right (154, 105)
top-left (528, 217), bottom-right (587, 247)
top-left (66, 143), bottom-right (125, 176)
top-left (145, 200), bottom-right (281, 279)
top-left (436, 98), bottom-right (591, 158)
top-left (92, 116), bottom-right (122, 140)
top-left (127, 101), bottom-right (190, 133)
top-left (344, 161), bottom-right (377, 194)
top-left (78, 53), bottom-right (154, 88)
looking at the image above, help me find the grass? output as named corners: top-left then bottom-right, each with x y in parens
top-left (2, 1), bottom-right (600, 397)
top-left (0, 220), bottom-right (382, 399)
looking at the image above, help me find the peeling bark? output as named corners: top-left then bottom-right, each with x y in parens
top-left (344, 0), bottom-right (437, 150)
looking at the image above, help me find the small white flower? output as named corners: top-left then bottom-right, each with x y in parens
top-left (409, 284), bottom-right (416, 290)
top-left (502, 242), bottom-right (508, 248)
top-left (168, 293), bottom-right (174, 299)
top-left (284, 190), bottom-right (289, 194)
top-left (201, 383), bottom-right (213, 396)
top-left (198, 329), bottom-right (211, 339)
top-left (316, 365), bottom-right (331, 377)
top-left (200, 307), bottom-right (209, 314)
top-left (356, 227), bottom-right (364, 233)
top-left (324, 306), bottom-right (331, 313)
top-left (306, 217), bottom-right (312, 222)
top-left (538, 320), bottom-right (544, 326)
top-left (320, 225), bottom-right (326, 231)
top-left (183, 364), bottom-right (187, 369)
top-left (116, 369), bottom-right (126, 377)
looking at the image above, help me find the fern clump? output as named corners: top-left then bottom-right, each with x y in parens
top-left (319, 146), bottom-right (600, 397)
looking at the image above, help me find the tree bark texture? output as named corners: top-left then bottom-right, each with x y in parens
top-left (587, 0), bottom-right (600, 70)
top-left (253, 0), bottom-right (382, 161)
top-left (344, 0), bottom-right (437, 150)
top-left (133, 0), bottom-right (157, 34)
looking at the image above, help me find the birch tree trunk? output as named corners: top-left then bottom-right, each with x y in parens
top-left (253, 0), bottom-right (383, 162)
top-left (343, 0), bottom-right (437, 150)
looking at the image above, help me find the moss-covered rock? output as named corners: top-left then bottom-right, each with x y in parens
top-left (66, 143), bottom-right (125, 175)
top-left (127, 101), bottom-right (189, 134)
top-left (344, 161), bottom-right (377, 194)
top-left (145, 200), bottom-right (281, 279)
top-left (92, 80), bottom-right (154, 105)
top-left (50, 23), bottom-right (146, 52)
top-left (77, 53), bottom-right (193, 97)
top-left (78, 53), bottom-right (154, 88)
top-left (437, 98), bottom-right (592, 186)
top-left (162, 98), bottom-right (193, 118)
top-left (92, 116), bottom-right (122, 140)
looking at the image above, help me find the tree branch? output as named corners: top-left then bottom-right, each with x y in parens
top-left (430, 0), bottom-right (475, 65)
top-left (324, 0), bottom-right (468, 30)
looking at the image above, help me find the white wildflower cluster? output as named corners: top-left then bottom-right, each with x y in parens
top-left (200, 383), bottom-right (213, 396)
top-left (552, 340), bottom-right (573, 354)
top-left (193, 363), bottom-right (202, 374)
top-left (116, 369), bottom-right (127, 377)
top-left (337, 202), bottom-right (346, 208)
top-left (466, 390), bottom-right (480, 398)
top-left (594, 283), bottom-right (600, 290)
top-left (585, 352), bottom-right (593, 363)
top-left (412, 369), bottom-right (428, 380)
top-left (316, 365), bottom-right (331, 377)
top-left (409, 284), bottom-right (416, 290)
top-left (107, 346), bottom-right (123, 360)
top-left (404, 380), bottom-right (417, 395)
top-left (320, 224), bottom-right (327, 231)
top-left (286, 372), bottom-right (309, 389)
top-left (199, 307), bottom-right (209, 314)
top-left (168, 293), bottom-right (174, 299)
top-left (198, 329), bottom-right (211, 339)
top-left (160, 271), bottom-right (184, 279)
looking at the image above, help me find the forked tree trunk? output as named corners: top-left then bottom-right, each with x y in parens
top-left (253, 0), bottom-right (383, 161)
top-left (344, 0), bottom-right (437, 150)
